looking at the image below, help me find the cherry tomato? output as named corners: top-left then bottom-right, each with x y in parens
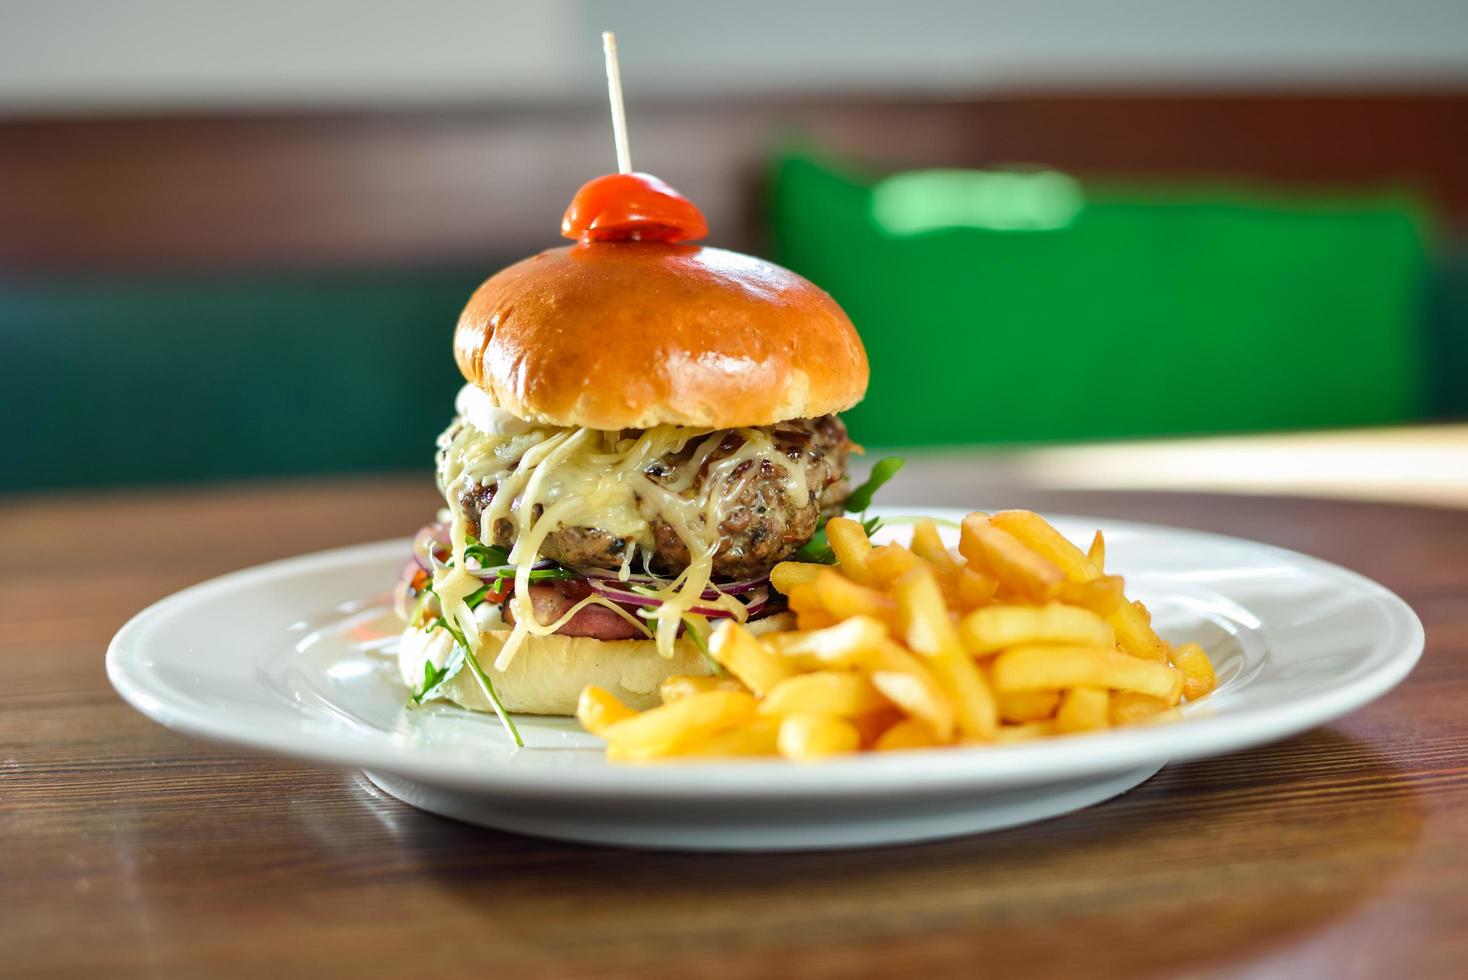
top-left (561, 171), bottom-right (708, 244)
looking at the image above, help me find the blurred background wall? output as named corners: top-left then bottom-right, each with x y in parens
top-left (2, 0), bottom-right (1466, 490)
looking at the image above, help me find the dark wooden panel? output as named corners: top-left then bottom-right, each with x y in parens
top-left (1, 91), bottom-right (1465, 270)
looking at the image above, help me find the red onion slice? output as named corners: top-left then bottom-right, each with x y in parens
top-left (581, 577), bottom-right (743, 618)
top-left (578, 569), bottom-right (771, 600)
top-left (581, 578), bottom-right (781, 621)
top-left (739, 586), bottom-right (773, 618)
top-left (412, 522), bottom-right (450, 573)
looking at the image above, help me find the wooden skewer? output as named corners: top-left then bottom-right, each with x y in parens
top-left (602, 31), bottom-right (632, 174)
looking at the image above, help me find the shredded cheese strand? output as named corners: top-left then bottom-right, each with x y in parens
top-left (431, 391), bottom-right (810, 672)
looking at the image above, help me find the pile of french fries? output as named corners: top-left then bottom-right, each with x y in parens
top-left (577, 510), bottom-right (1216, 762)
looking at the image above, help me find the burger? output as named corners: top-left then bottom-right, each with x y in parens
top-left (394, 171), bottom-right (877, 739)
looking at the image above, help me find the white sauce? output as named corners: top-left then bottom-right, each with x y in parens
top-left (454, 384), bottom-right (537, 437)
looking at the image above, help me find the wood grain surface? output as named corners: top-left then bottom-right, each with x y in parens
top-left (3, 475), bottom-right (1465, 979)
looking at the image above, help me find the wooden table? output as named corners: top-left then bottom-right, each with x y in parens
top-left (4, 475), bottom-right (1466, 978)
top-left (920, 424), bottom-right (1468, 510)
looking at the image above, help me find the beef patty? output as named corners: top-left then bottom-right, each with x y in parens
top-left (459, 415), bottom-right (852, 579)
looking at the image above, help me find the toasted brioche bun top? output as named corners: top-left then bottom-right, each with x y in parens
top-left (453, 242), bottom-right (869, 430)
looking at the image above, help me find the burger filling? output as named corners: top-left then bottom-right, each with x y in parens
top-left (459, 414), bottom-right (851, 579)
top-left (399, 386), bottom-right (856, 671)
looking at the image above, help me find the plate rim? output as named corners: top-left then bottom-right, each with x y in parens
top-left (106, 508), bottom-right (1426, 801)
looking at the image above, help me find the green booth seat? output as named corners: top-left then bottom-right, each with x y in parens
top-left (1427, 244), bottom-right (1468, 419)
top-left (1, 269), bottom-right (484, 491)
top-left (770, 153), bottom-right (1432, 449)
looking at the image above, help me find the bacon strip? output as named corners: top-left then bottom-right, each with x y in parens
top-left (503, 580), bottom-right (649, 640)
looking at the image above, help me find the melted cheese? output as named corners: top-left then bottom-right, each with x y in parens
top-left (431, 391), bottom-right (809, 672)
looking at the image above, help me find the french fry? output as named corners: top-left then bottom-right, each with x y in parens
top-left (778, 713), bottom-right (861, 761)
top-left (893, 568), bottom-right (998, 739)
top-left (1055, 687), bottom-right (1110, 734)
top-left (709, 621), bottom-right (798, 696)
top-left (870, 668), bottom-right (956, 741)
top-left (862, 640), bottom-right (954, 739)
top-left (987, 510), bottom-right (1099, 581)
top-left (894, 568), bottom-right (960, 655)
top-left (784, 582), bottom-right (839, 630)
top-left (865, 637), bottom-right (938, 674)
top-left (959, 514), bottom-right (1066, 601)
top-left (1139, 706), bottom-right (1184, 725)
top-left (759, 671), bottom-right (891, 718)
top-left (852, 707), bottom-right (907, 747)
top-left (1112, 609), bottom-right (1170, 663)
top-left (826, 517), bottom-right (876, 586)
top-left (770, 560), bottom-right (822, 595)
top-left (1058, 575), bottom-right (1127, 617)
top-left (988, 510), bottom-right (1169, 662)
top-left (576, 686), bottom-right (638, 736)
top-left (681, 717), bottom-right (782, 757)
top-left (909, 519), bottom-right (959, 572)
top-left (866, 543), bottom-right (926, 586)
top-left (1165, 655), bottom-right (1185, 705)
top-left (873, 718), bottom-right (941, 751)
top-left (600, 690), bottom-right (758, 761)
top-left (814, 568), bottom-right (899, 626)
top-left (1110, 691), bottom-right (1170, 726)
top-left (959, 602), bottom-right (1115, 654)
top-left (775, 615), bottom-right (889, 669)
top-left (955, 567), bottom-right (999, 610)
top-left (783, 580), bottom-right (819, 612)
top-left (995, 689), bottom-right (1061, 724)
top-left (659, 674), bottom-right (745, 703)
top-left (992, 720), bottom-right (1056, 743)
top-left (931, 568), bottom-right (973, 609)
top-left (582, 503), bottom-right (1214, 762)
top-left (992, 645), bottom-right (1180, 700)
top-left (1173, 642), bottom-right (1217, 701)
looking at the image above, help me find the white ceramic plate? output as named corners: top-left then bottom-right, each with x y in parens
top-left (108, 508), bottom-right (1423, 851)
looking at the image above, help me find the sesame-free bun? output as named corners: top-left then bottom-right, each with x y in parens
top-left (453, 242), bottom-right (869, 430)
top-left (398, 614), bottom-right (795, 716)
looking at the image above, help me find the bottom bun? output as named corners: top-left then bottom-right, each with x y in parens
top-left (398, 613), bottom-right (795, 716)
